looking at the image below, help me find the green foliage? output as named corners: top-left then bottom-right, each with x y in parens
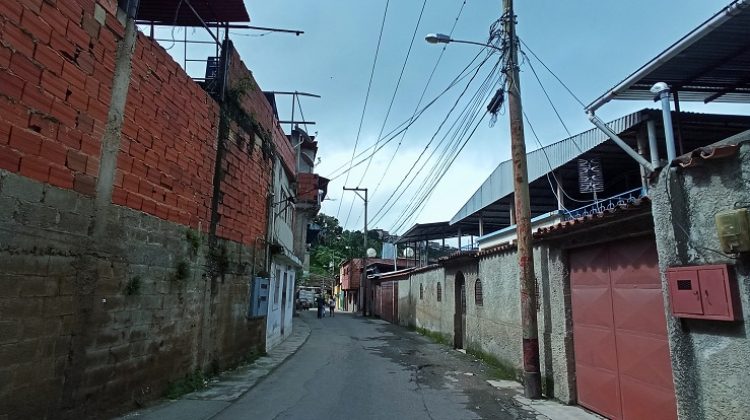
top-left (414, 326), bottom-right (452, 346)
top-left (165, 370), bottom-right (208, 399)
top-left (223, 78), bottom-right (273, 159)
top-left (124, 276), bottom-right (142, 296)
top-left (185, 229), bottom-right (201, 255)
top-left (243, 348), bottom-right (266, 365)
top-left (465, 345), bottom-right (520, 381)
top-left (172, 260), bottom-right (191, 283)
top-left (306, 213), bottom-right (385, 286)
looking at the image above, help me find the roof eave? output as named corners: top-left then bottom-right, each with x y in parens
top-left (585, 0), bottom-right (748, 112)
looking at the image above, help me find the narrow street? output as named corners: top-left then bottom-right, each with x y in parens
top-left (217, 311), bottom-right (532, 420)
top-left (124, 309), bottom-right (597, 420)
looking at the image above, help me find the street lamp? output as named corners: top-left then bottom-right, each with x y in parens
top-left (424, 33), bottom-right (503, 52)
top-left (425, 2), bottom-right (543, 400)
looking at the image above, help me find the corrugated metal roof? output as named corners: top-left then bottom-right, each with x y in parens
top-left (137, 0), bottom-right (250, 25)
top-left (587, 0), bottom-right (750, 109)
top-left (449, 110), bottom-right (646, 225)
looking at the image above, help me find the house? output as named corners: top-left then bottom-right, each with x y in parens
top-left (0, 0), bottom-right (322, 416)
top-left (389, 2), bottom-right (750, 419)
top-left (339, 257), bottom-right (413, 313)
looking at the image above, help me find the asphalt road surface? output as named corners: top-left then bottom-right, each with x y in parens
top-left (212, 311), bottom-right (538, 420)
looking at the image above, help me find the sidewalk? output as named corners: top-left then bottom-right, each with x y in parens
top-left (120, 316), bottom-right (311, 420)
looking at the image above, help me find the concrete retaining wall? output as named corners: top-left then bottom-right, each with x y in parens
top-left (0, 170), bottom-right (266, 418)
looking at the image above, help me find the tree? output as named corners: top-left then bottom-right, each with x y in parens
top-left (305, 213), bottom-right (384, 287)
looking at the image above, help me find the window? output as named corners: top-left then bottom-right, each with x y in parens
top-left (475, 279), bottom-right (483, 306)
top-left (437, 282), bottom-right (442, 302)
top-left (419, 283), bottom-right (424, 300)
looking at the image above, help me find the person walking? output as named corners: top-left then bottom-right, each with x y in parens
top-left (316, 295), bottom-right (324, 319)
top-left (328, 296), bottom-right (335, 317)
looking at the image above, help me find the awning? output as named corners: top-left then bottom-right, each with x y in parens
top-left (587, 0), bottom-right (750, 110)
top-left (137, 0), bottom-right (251, 26)
top-left (396, 221), bottom-right (480, 244)
top-left (450, 110), bottom-right (750, 229)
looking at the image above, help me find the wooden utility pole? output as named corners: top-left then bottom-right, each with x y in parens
top-left (502, 0), bottom-right (542, 399)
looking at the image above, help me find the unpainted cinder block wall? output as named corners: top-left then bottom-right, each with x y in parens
top-left (651, 140), bottom-right (750, 420)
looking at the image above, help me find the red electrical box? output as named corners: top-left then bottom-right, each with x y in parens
top-left (667, 264), bottom-right (738, 321)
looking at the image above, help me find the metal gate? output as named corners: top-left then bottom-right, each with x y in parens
top-left (570, 238), bottom-right (676, 420)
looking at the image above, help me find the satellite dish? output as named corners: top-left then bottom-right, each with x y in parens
top-left (403, 247), bottom-right (415, 258)
top-left (366, 248), bottom-right (377, 258)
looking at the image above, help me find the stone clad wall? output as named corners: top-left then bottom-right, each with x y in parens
top-left (651, 141), bottom-right (750, 420)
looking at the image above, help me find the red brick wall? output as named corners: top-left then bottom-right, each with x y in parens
top-left (113, 32), bottom-right (219, 231)
top-left (216, 47), bottom-right (297, 245)
top-left (0, 0), bottom-right (121, 194)
top-left (297, 172), bottom-right (319, 204)
top-left (0, 1), bottom-right (297, 244)
top-left (341, 259), bottom-right (363, 290)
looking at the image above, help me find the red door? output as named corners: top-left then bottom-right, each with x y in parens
top-left (570, 238), bottom-right (676, 420)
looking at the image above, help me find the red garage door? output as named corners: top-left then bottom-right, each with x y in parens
top-left (570, 238), bottom-right (676, 420)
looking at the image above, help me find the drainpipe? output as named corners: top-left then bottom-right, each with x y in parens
top-left (587, 111), bottom-right (655, 173)
top-left (647, 119), bottom-right (660, 168)
top-left (650, 82), bottom-right (677, 163)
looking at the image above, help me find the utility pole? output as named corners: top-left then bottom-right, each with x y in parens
top-left (502, 0), bottom-right (542, 399)
top-left (343, 187), bottom-right (368, 316)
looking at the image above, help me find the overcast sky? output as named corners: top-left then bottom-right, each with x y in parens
top-left (183, 1), bottom-right (749, 233)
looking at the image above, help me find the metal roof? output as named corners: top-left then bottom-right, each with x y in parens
top-left (450, 110), bottom-right (646, 225)
top-left (587, 0), bottom-right (750, 110)
top-left (137, 0), bottom-right (250, 25)
top-left (450, 110), bottom-right (750, 228)
top-left (396, 221), bottom-right (481, 244)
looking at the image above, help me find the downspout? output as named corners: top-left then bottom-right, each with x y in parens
top-left (587, 111), bottom-right (655, 173)
top-left (647, 119), bottom-right (661, 167)
top-left (650, 82), bottom-right (678, 163)
top-left (266, 157), bottom-right (278, 274)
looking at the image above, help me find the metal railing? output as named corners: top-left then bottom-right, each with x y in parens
top-left (563, 187), bottom-right (645, 221)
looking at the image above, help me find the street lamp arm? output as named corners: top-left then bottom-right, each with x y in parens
top-left (424, 33), bottom-right (502, 52)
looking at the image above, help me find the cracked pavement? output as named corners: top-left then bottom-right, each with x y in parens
top-left (213, 311), bottom-right (541, 420)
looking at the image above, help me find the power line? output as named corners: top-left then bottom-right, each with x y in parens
top-left (324, 50), bottom-right (489, 181)
top-left (522, 110), bottom-right (594, 205)
top-left (358, 0), bottom-right (429, 187)
top-left (392, 111), bottom-right (490, 233)
top-left (384, 60), bottom-right (503, 229)
top-left (337, 0), bottom-right (391, 222)
top-left (518, 38), bottom-right (586, 108)
top-left (385, 58), bottom-right (505, 232)
top-left (370, 51), bottom-right (497, 225)
top-left (369, 0), bottom-right (468, 201)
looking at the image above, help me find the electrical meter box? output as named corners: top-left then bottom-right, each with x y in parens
top-left (715, 208), bottom-right (750, 253)
top-left (248, 276), bottom-right (269, 318)
top-left (667, 264), bottom-right (738, 321)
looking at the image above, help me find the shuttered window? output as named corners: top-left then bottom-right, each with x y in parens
top-left (437, 282), bottom-right (442, 302)
top-left (475, 279), bottom-right (483, 306)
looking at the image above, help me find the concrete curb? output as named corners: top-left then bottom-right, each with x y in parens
top-left (119, 317), bottom-right (312, 419)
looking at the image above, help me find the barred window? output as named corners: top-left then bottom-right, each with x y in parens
top-left (420, 283), bottom-right (424, 300)
top-left (475, 279), bottom-right (483, 306)
top-left (437, 282), bottom-right (442, 302)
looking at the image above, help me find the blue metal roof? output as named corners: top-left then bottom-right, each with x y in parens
top-left (449, 110), bottom-right (647, 225)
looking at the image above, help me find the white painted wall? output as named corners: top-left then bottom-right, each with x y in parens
top-left (266, 261), bottom-right (295, 351)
